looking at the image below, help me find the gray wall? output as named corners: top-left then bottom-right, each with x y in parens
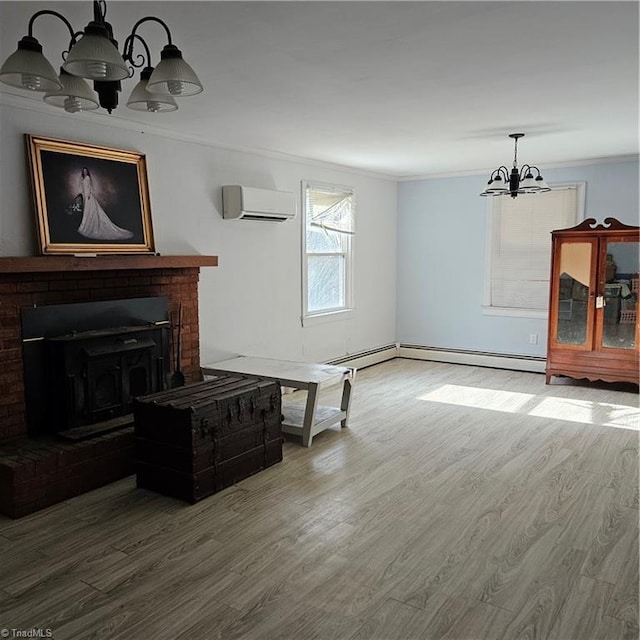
top-left (397, 159), bottom-right (639, 357)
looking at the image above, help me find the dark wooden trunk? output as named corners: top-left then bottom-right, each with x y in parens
top-left (133, 375), bottom-right (283, 502)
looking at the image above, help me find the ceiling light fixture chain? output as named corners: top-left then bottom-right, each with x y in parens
top-left (480, 133), bottom-right (550, 199)
top-left (512, 132), bottom-right (520, 167)
top-left (0, 0), bottom-right (203, 115)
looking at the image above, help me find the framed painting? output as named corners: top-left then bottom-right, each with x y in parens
top-left (26, 134), bottom-right (155, 254)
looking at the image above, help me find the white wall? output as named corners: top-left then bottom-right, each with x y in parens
top-left (397, 159), bottom-right (639, 358)
top-left (0, 101), bottom-right (397, 364)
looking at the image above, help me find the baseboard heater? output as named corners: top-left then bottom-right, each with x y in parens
top-left (327, 343), bottom-right (398, 369)
top-left (324, 343), bottom-right (545, 374)
top-left (398, 344), bottom-right (546, 374)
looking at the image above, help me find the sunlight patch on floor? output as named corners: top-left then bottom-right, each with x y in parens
top-left (417, 384), bottom-right (640, 431)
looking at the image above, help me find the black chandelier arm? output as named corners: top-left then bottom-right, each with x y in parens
top-left (519, 164), bottom-right (543, 179)
top-left (26, 10), bottom-right (79, 49)
top-left (529, 165), bottom-right (543, 177)
top-left (491, 166), bottom-right (510, 182)
top-left (127, 16), bottom-right (174, 48)
top-left (122, 33), bottom-right (152, 70)
top-left (518, 164), bottom-right (532, 179)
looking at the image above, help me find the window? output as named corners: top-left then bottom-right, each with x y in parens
top-left (484, 183), bottom-right (584, 317)
top-left (302, 182), bottom-right (355, 323)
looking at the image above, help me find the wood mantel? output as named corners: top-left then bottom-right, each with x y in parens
top-left (0, 255), bottom-right (218, 273)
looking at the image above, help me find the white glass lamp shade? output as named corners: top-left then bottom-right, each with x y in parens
top-left (43, 70), bottom-right (99, 113)
top-left (63, 24), bottom-right (129, 81)
top-left (0, 36), bottom-right (62, 92)
top-left (146, 45), bottom-right (203, 97)
top-left (480, 175), bottom-right (508, 196)
top-left (127, 68), bottom-right (178, 112)
top-left (519, 173), bottom-right (539, 192)
top-left (535, 175), bottom-right (551, 192)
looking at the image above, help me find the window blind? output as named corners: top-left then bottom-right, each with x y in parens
top-left (305, 185), bottom-right (354, 235)
top-left (490, 187), bottom-right (579, 310)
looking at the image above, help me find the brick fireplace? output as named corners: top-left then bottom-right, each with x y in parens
top-left (0, 254), bottom-right (217, 517)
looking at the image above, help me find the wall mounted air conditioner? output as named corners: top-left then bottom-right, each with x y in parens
top-left (222, 185), bottom-right (297, 222)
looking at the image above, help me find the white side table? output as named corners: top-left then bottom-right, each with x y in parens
top-left (201, 357), bottom-right (355, 447)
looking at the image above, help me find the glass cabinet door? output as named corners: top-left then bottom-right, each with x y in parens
top-left (600, 240), bottom-right (639, 351)
top-left (554, 241), bottom-right (594, 346)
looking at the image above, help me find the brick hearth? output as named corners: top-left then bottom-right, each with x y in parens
top-left (0, 255), bottom-right (217, 517)
top-left (0, 428), bottom-right (135, 518)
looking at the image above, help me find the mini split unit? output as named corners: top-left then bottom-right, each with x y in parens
top-left (222, 185), bottom-right (297, 222)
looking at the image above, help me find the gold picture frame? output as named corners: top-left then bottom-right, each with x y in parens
top-left (26, 134), bottom-right (155, 254)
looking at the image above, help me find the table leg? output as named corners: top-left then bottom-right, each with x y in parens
top-left (301, 383), bottom-right (320, 447)
top-left (340, 370), bottom-right (355, 427)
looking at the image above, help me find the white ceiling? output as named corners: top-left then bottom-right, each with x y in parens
top-left (1, 1), bottom-right (638, 178)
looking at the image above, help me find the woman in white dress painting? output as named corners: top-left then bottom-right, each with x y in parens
top-left (76, 167), bottom-right (133, 241)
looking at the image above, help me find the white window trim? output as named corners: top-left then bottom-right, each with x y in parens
top-left (482, 182), bottom-right (585, 318)
top-left (301, 180), bottom-right (355, 326)
top-left (481, 306), bottom-right (549, 319)
top-left (301, 308), bottom-right (355, 328)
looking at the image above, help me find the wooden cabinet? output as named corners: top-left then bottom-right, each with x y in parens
top-left (546, 217), bottom-right (639, 385)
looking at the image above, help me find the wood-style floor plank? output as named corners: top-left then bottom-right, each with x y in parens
top-left (347, 597), bottom-right (423, 640)
top-left (497, 544), bottom-right (586, 639)
top-left (0, 359), bottom-right (637, 639)
top-left (547, 575), bottom-right (623, 640)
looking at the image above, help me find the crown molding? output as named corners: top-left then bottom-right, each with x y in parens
top-left (0, 91), bottom-right (397, 181)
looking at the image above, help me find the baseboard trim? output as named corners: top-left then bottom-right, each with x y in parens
top-left (328, 344), bottom-right (399, 369)
top-left (398, 344), bottom-right (546, 374)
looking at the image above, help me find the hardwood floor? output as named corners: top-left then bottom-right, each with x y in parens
top-left (0, 359), bottom-right (638, 640)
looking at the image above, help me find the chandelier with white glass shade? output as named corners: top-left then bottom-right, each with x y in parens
top-left (0, 0), bottom-right (203, 114)
top-left (480, 133), bottom-right (551, 199)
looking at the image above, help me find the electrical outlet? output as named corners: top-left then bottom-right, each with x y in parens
top-left (529, 333), bottom-right (538, 345)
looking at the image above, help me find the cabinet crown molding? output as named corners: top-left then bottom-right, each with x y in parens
top-left (559, 217), bottom-right (639, 234)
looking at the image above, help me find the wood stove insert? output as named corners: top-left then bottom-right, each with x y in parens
top-left (21, 297), bottom-right (170, 437)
